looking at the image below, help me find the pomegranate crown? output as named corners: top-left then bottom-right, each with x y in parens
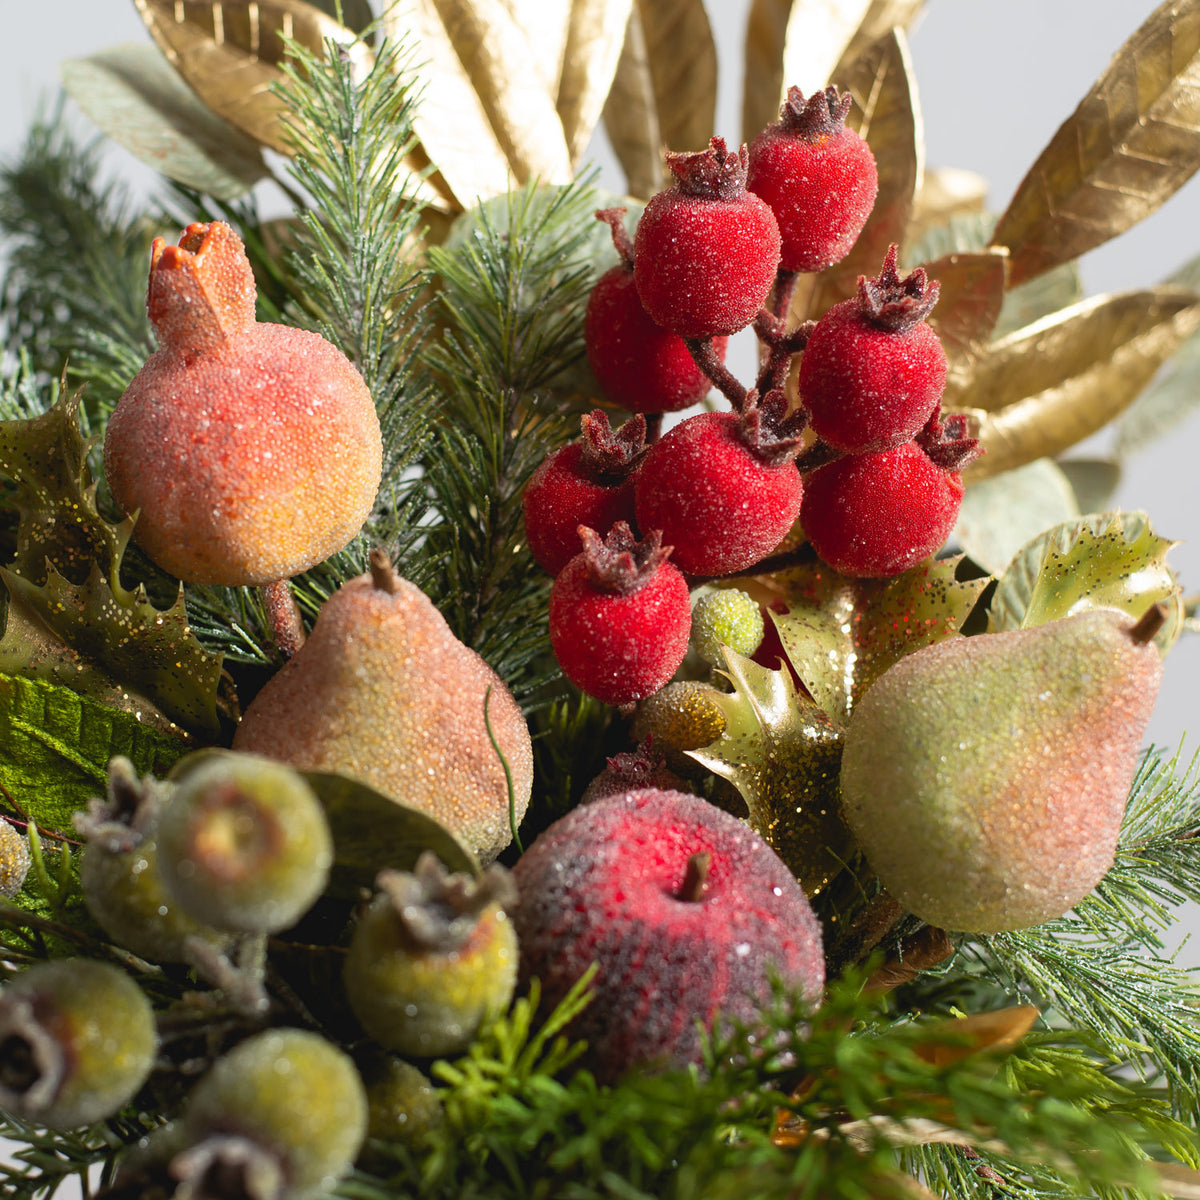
top-left (737, 389), bottom-right (809, 466)
top-left (579, 522), bottom-right (674, 595)
top-left (857, 244), bottom-right (940, 332)
top-left (665, 138), bottom-right (750, 201)
top-left (777, 85), bottom-right (854, 141)
top-left (578, 410), bottom-right (649, 481)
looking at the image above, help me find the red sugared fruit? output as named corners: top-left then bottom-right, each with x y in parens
top-left (511, 788), bottom-right (825, 1084)
top-left (549, 523), bottom-right (690, 706)
top-left (587, 209), bottom-right (727, 413)
top-left (104, 222), bottom-right (382, 586)
top-left (801, 418), bottom-right (980, 578)
top-left (747, 85), bottom-right (878, 274)
top-left (634, 139), bottom-right (781, 339)
top-left (523, 410), bottom-right (647, 576)
top-left (633, 391), bottom-right (805, 576)
top-left (798, 245), bottom-right (946, 454)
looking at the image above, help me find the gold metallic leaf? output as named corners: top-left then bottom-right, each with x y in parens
top-left (834, 0), bottom-right (926, 80)
top-left (635, 0), bottom-right (716, 154)
top-left (956, 290), bottom-right (1200, 475)
top-left (922, 250), bottom-right (1008, 386)
top-left (991, 0), bottom-right (1200, 287)
top-left (686, 651), bottom-right (849, 895)
top-left (380, 0), bottom-right (572, 208)
top-left (986, 510), bottom-right (1183, 655)
top-left (742, 0), bottom-right (874, 144)
top-left (557, 0), bottom-right (634, 164)
top-left (914, 1006), bottom-right (1040, 1067)
top-left (993, 260), bottom-right (1084, 340)
top-left (792, 29), bottom-right (922, 322)
top-left (907, 165), bottom-right (987, 247)
top-left (767, 555), bottom-right (988, 727)
top-left (133, 0), bottom-right (371, 154)
top-left (499, 0), bottom-right (571, 98)
top-left (602, 7), bottom-right (663, 198)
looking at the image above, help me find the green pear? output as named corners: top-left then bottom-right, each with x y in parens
top-left (233, 552), bottom-right (532, 863)
top-left (840, 608), bottom-right (1164, 933)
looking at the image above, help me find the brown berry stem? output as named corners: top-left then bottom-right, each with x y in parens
top-left (684, 337), bottom-right (748, 409)
top-left (1129, 603), bottom-right (1168, 645)
top-left (595, 207), bottom-right (634, 266)
top-left (645, 413), bottom-right (663, 444)
top-left (794, 440), bottom-right (842, 474)
top-left (260, 580), bottom-right (305, 660)
top-left (863, 925), bottom-right (954, 993)
top-left (678, 852), bottom-right (711, 902)
top-left (769, 268), bottom-right (799, 322)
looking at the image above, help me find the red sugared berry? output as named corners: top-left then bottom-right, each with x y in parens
top-left (549, 523), bottom-right (690, 706)
top-left (510, 788), bottom-right (825, 1085)
top-left (633, 392), bottom-right (805, 576)
top-left (634, 139), bottom-right (781, 339)
top-left (801, 418), bottom-right (980, 577)
top-left (747, 86), bottom-right (878, 274)
top-left (798, 245), bottom-right (947, 454)
top-left (587, 209), bottom-right (728, 413)
top-left (523, 410), bottom-right (647, 576)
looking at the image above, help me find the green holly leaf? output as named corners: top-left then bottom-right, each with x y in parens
top-left (687, 650), bottom-right (848, 895)
top-left (0, 386), bottom-right (224, 736)
top-left (769, 556), bottom-right (990, 725)
top-left (986, 510), bottom-right (1183, 654)
top-left (0, 672), bottom-right (190, 839)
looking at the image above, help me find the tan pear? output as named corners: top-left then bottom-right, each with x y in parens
top-left (840, 607), bottom-right (1164, 933)
top-left (233, 552), bottom-right (532, 863)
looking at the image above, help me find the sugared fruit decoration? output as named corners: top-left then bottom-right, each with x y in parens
top-left (103, 220), bottom-right (382, 586)
top-left (691, 586), bottom-right (766, 666)
top-left (522, 409), bottom-right (647, 577)
top-left (155, 753), bottom-right (332, 934)
top-left (586, 208), bottom-right (728, 412)
top-left (173, 1028), bottom-right (367, 1199)
top-left (798, 245), bottom-right (947, 453)
top-left (801, 415), bottom-right (980, 577)
top-left (840, 607), bottom-right (1166, 932)
top-left (549, 522), bottom-right (691, 706)
top-left (634, 138), bottom-right (782, 339)
top-left (511, 788), bottom-right (824, 1084)
top-left (632, 681), bottom-right (728, 776)
top-left (233, 550), bottom-right (533, 864)
top-left (634, 390), bottom-right (806, 576)
top-left (0, 959), bottom-right (157, 1129)
top-left (361, 1056), bottom-right (445, 1153)
top-left (579, 738), bottom-right (686, 804)
top-left (747, 85), bottom-right (879, 274)
top-left (344, 853), bottom-right (518, 1057)
top-left (76, 757), bottom-right (232, 963)
top-left (0, 819), bottom-right (30, 898)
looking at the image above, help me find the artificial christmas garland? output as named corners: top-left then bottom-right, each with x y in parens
top-left (1, 2), bottom-right (1200, 1198)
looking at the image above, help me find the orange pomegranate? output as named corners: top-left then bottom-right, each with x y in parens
top-left (104, 221), bottom-right (382, 587)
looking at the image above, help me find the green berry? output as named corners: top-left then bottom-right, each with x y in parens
top-left (179, 1028), bottom-right (367, 1198)
top-left (363, 1056), bottom-right (444, 1151)
top-left (76, 759), bottom-right (231, 963)
top-left (0, 820), bottom-right (30, 898)
top-left (691, 587), bottom-right (765, 666)
top-left (157, 753), bottom-right (332, 933)
top-left (0, 959), bottom-right (157, 1129)
top-left (632, 681), bottom-right (728, 775)
top-left (344, 853), bottom-right (518, 1057)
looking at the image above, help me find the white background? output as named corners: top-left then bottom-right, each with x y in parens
top-left (1, 0), bottom-right (1198, 1186)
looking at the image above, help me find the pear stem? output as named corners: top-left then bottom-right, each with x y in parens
top-left (1129, 603), bottom-right (1167, 645)
top-left (260, 581), bottom-right (304, 659)
top-left (677, 853), bottom-right (711, 902)
top-left (369, 548), bottom-right (400, 593)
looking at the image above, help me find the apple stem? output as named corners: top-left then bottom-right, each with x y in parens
top-left (1129, 602), bottom-right (1167, 646)
top-left (260, 580), bottom-right (305, 659)
top-left (678, 852), bottom-right (711, 902)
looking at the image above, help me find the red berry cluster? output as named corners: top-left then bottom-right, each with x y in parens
top-left (526, 84), bottom-right (982, 707)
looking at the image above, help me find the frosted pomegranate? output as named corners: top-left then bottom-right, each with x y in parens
top-left (104, 221), bottom-right (382, 586)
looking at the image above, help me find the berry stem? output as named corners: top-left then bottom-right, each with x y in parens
top-left (684, 337), bottom-right (748, 409)
top-left (677, 852), bottom-right (711, 902)
top-left (595, 207), bottom-right (634, 266)
top-left (645, 413), bottom-right (663, 444)
top-left (753, 315), bottom-right (814, 395)
top-left (1129, 602), bottom-right (1167, 645)
top-left (260, 580), bottom-right (305, 659)
top-left (794, 441), bottom-right (843, 474)
top-left (769, 268), bottom-right (799, 323)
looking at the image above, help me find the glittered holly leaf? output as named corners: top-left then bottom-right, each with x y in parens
top-left (170, 748), bottom-right (479, 898)
top-left (769, 555), bottom-right (989, 726)
top-left (0, 672), bottom-right (188, 841)
top-left (61, 43), bottom-right (268, 202)
top-left (687, 650), bottom-right (849, 895)
top-left (986, 510), bottom-right (1183, 655)
top-left (0, 387), bottom-right (224, 736)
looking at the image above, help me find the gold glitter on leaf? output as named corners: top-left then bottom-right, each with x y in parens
top-left (987, 510), bottom-right (1183, 655)
top-left (687, 650), bottom-right (848, 895)
top-left (768, 555), bottom-right (989, 726)
top-left (991, 0), bottom-right (1200, 288)
top-left (556, 0), bottom-right (634, 165)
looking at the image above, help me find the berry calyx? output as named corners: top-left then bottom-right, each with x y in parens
top-left (549, 522), bottom-right (691, 706)
top-left (798, 245), bottom-right (947, 454)
top-left (579, 737), bottom-right (686, 804)
top-left (801, 439), bottom-right (966, 577)
top-left (634, 139), bottom-right (782, 339)
top-left (633, 395), bottom-right (805, 576)
top-left (344, 854), bottom-right (519, 1057)
top-left (522, 410), bottom-right (647, 576)
top-left (747, 86), bottom-right (879, 274)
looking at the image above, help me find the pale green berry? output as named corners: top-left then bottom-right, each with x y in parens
top-left (691, 587), bottom-right (765, 666)
top-left (363, 1056), bottom-right (445, 1151)
top-left (0, 821), bottom-right (30, 898)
